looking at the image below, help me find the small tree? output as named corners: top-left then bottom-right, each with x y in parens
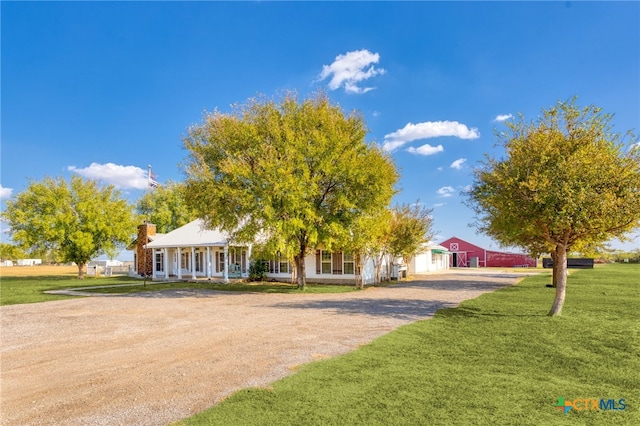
top-left (467, 98), bottom-right (640, 315)
top-left (183, 92), bottom-right (398, 288)
top-left (2, 176), bottom-right (137, 278)
top-left (388, 202), bottom-right (435, 273)
top-left (344, 208), bottom-right (393, 288)
top-left (136, 181), bottom-right (199, 233)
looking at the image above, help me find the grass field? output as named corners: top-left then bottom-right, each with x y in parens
top-left (0, 266), bottom-right (358, 305)
top-left (0, 266), bottom-right (142, 305)
top-left (176, 264), bottom-right (640, 426)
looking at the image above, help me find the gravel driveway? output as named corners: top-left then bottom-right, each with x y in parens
top-left (1, 271), bottom-right (527, 426)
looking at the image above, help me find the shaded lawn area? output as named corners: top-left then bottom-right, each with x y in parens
top-left (83, 281), bottom-right (359, 295)
top-left (0, 276), bottom-right (359, 305)
top-left (177, 264), bottom-right (639, 426)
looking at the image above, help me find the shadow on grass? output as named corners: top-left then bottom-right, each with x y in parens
top-left (436, 305), bottom-right (547, 318)
top-left (389, 278), bottom-right (514, 292)
top-left (268, 298), bottom-right (457, 320)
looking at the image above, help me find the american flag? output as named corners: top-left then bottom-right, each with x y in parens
top-left (148, 166), bottom-right (160, 189)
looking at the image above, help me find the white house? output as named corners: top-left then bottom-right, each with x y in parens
top-left (143, 219), bottom-right (249, 282)
top-left (142, 219), bottom-right (389, 285)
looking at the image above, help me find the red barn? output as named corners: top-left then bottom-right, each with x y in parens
top-left (439, 236), bottom-right (537, 268)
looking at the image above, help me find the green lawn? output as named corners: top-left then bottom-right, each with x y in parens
top-left (0, 275), bottom-right (144, 305)
top-left (177, 264), bottom-right (639, 426)
top-left (0, 276), bottom-right (358, 305)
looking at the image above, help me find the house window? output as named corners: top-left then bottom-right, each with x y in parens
top-left (264, 256), bottom-right (289, 274)
top-left (181, 252), bottom-right (191, 270)
top-left (195, 251), bottom-right (204, 272)
top-left (155, 252), bottom-right (164, 272)
top-left (218, 252), bottom-right (225, 272)
top-left (321, 251), bottom-right (332, 274)
top-left (343, 253), bottom-right (354, 275)
top-left (279, 258), bottom-right (289, 274)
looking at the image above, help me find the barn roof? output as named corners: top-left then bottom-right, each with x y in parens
top-left (439, 236), bottom-right (486, 253)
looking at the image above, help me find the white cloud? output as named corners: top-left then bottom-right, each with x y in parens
top-left (382, 121), bottom-right (480, 151)
top-left (631, 142), bottom-right (640, 151)
top-left (494, 113), bottom-right (513, 122)
top-left (436, 186), bottom-right (456, 197)
top-left (67, 163), bottom-right (150, 189)
top-left (317, 49), bottom-right (386, 94)
top-left (0, 185), bottom-right (13, 200)
top-left (450, 158), bottom-right (467, 169)
top-left (406, 144), bottom-right (444, 156)
top-left (437, 167), bottom-right (444, 171)
top-left (433, 202), bottom-right (446, 208)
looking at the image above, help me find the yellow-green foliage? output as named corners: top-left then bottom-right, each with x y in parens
top-left (182, 91), bottom-right (399, 286)
top-left (468, 98), bottom-right (640, 253)
top-left (2, 176), bottom-right (137, 277)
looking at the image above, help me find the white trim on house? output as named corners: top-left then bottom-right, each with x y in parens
top-left (142, 219), bottom-right (446, 284)
top-left (144, 219), bottom-right (250, 283)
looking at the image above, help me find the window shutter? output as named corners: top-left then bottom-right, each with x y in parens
top-left (332, 252), bottom-right (343, 275)
top-left (316, 250), bottom-right (321, 274)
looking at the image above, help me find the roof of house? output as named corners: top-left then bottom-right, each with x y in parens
top-left (126, 232), bottom-right (166, 250)
top-left (145, 219), bottom-right (231, 249)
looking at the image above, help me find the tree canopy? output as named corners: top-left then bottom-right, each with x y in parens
top-left (0, 243), bottom-right (26, 261)
top-left (136, 181), bottom-right (199, 233)
top-left (388, 202), bottom-right (435, 268)
top-left (467, 98), bottom-right (640, 315)
top-left (182, 91), bottom-right (398, 287)
top-left (2, 176), bottom-right (137, 278)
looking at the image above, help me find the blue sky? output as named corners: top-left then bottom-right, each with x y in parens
top-left (2, 1), bottom-right (639, 254)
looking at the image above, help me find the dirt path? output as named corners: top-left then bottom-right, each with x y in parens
top-left (1, 272), bottom-right (526, 426)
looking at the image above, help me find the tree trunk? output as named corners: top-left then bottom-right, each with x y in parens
top-left (295, 245), bottom-right (306, 289)
top-left (353, 253), bottom-right (360, 288)
top-left (374, 256), bottom-right (381, 286)
top-left (77, 262), bottom-right (85, 279)
top-left (548, 244), bottom-right (568, 316)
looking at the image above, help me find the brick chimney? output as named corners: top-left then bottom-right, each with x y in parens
top-left (137, 222), bottom-right (156, 276)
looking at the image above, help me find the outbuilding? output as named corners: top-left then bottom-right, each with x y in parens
top-left (439, 236), bottom-right (536, 268)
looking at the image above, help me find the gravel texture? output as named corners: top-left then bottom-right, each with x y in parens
top-left (0, 271), bottom-right (526, 425)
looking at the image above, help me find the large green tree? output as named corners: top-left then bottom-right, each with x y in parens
top-left (136, 181), bottom-right (198, 233)
top-left (2, 176), bottom-right (137, 278)
top-left (467, 99), bottom-right (640, 315)
top-left (183, 92), bottom-right (398, 288)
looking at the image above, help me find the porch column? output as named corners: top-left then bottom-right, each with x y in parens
top-left (223, 245), bottom-right (229, 283)
top-left (206, 247), bottom-right (212, 279)
top-left (152, 250), bottom-right (157, 280)
top-left (163, 248), bottom-right (169, 280)
top-left (245, 244), bottom-right (252, 278)
top-left (191, 247), bottom-right (196, 280)
top-left (177, 247), bottom-right (182, 280)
